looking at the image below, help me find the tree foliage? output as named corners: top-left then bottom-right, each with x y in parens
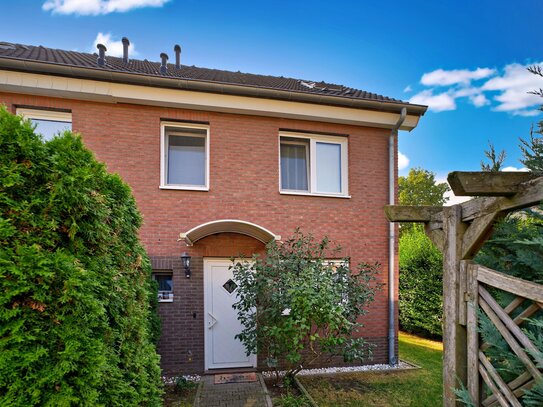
top-left (481, 142), bottom-right (506, 172)
top-left (231, 230), bottom-right (381, 383)
top-left (0, 106), bottom-right (162, 406)
top-left (398, 167), bottom-right (450, 207)
top-left (398, 227), bottom-right (443, 338)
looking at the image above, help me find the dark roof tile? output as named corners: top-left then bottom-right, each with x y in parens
top-left (0, 41), bottom-right (409, 105)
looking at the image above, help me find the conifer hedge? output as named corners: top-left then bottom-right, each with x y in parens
top-left (0, 106), bottom-right (162, 406)
top-left (399, 227), bottom-right (443, 338)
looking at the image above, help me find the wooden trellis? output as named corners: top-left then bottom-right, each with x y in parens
top-left (385, 172), bottom-right (543, 406)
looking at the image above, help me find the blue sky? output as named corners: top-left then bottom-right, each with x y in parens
top-left (2, 1), bottom-right (542, 192)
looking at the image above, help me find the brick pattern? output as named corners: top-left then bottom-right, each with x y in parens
top-left (196, 375), bottom-right (271, 407)
top-left (1, 91), bottom-right (400, 375)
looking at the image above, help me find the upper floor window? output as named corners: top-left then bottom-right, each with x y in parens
top-left (279, 132), bottom-right (349, 197)
top-left (160, 122), bottom-right (209, 190)
top-left (16, 108), bottom-right (72, 141)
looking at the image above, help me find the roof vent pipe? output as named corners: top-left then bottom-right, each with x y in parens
top-left (96, 43), bottom-right (107, 67)
top-left (160, 52), bottom-right (168, 74)
top-left (122, 37), bottom-right (130, 63)
top-left (174, 44), bottom-right (181, 69)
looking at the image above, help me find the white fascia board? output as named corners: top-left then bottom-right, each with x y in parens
top-left (0, 70), bottom-right (421, 130)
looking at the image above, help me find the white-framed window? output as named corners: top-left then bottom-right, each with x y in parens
top-left (160, 121), bottom-right (210, 190)
top-left (153, 271), bottom-right (174, 302)
top-left (279, 132), bottom-right (349, 198)
top-left (16, 108), bottom-right (72, 141)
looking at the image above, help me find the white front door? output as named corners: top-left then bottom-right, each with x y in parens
top-left (204, 259), bottom-right (257, 370)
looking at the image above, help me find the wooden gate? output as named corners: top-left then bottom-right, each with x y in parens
top-left (466, 262), bottom-right (542, 406)
top-left (385, 172), bottom-right (543, 406)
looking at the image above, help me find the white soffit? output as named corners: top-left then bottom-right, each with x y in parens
top-left (179, 219), bottom-right (281, 246)
top-left (0, 70), bottom-right (422, 130)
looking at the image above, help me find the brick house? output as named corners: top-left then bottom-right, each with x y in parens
top-left (0, 40), bottom-right (427, 375)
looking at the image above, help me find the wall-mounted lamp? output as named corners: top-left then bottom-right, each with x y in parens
top-left (181, 252), bottom-right (191, 278)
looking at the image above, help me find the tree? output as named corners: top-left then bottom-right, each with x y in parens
top-left (0, 106), bottom-right (162, 406)
top-left (231, 230), bottom-right (381, 384)
top-left (481, 142), bottom-right (506, 172)
top-left (398, 167), bottom-right (450, 234)
top-left (398, 167), bottom-right (450, 206)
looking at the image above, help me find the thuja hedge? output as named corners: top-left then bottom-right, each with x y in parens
top-left (399, 226), bottom-right (443, 338)
top-left (0, 106), bottom-right (162, 406)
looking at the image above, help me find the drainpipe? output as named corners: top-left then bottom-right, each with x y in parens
top-left (388, 107), bottom-right (406, 366)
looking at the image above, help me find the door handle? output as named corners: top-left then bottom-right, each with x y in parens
top-left (208, 312), bottom-right (218, 329)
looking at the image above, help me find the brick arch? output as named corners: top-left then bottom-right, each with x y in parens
top-left (179, 219), bottom-right (280, 246)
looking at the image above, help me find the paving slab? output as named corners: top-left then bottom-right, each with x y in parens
top-left (195, 373), bottom-right (272, 407)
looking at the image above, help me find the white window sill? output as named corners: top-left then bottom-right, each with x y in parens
top-left (160, 185), bottom-right (209, 191)
top-left (280, 191), bottom-right (351, 199)
top-left (158, 298), bottom-right (174, 303)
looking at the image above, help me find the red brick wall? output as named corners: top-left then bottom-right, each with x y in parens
top-left (1, 91), bottom-right (399, 373)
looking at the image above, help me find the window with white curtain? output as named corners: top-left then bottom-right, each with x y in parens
top-left (279, 132), bottom-right (348, 197)
top-left (160, 122), bottom-right (209, 190)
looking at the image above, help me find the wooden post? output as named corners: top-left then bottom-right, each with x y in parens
top-left (466, 261), bottom-right (479, 404)
top-left (442, 206), bottom-right (467, 406)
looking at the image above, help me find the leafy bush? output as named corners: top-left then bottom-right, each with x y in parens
top-left (0, 106), bottom-right (162, 406)
top-left (399, 227), bottom-right (443, 338)
top-left (231, 230), bottom-right (381, 384)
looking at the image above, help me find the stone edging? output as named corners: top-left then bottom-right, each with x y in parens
top-left (293, 376), bottom-right (319, 407)
top-left (192, 379), bottom-right (203, 407)
top-left (257, 373), bottom-right (274, 407)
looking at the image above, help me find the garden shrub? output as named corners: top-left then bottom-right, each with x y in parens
top-left (399, 227), bottom-right (443, 338)
top-left (0, 106), bottom-right (162, 406)
top-left (231, 230), bottom-right (381, 383)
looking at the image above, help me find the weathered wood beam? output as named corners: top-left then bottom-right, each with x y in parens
top-left (425, 227), bottom-right (445, 253)
top-left (479, 350), bottom-right (522, 407)
top-left (461, 213), bottom-right (502, 259)
top-left (479, 286), bottom-right (543, 365)
top-left (479, 294), bottom-right (542, 381)
top-left (461, 176), bottom-right (543, 221)
top-left (442, 206), bottom-right (467, 407)
top-left (448, 171), bottom-right (538, 196)
top-left (466, 262), bottom-right (479, 405)
top-left (384, 205), bottom-right (443, 222)
top-left (476, 264), bottom-right (543, 303)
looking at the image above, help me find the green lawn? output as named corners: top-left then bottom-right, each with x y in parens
top-left (299, 332), bottom-right (443, 406)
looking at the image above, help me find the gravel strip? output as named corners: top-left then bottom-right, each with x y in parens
top-left (162, 374), bottom-right (201, 385)
top-left (262, 361), bottom-right (414, 378)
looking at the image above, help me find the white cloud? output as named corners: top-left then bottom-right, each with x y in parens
top-left (403, 85), bottom-right (412, 93)
top-left (469, 93), bottom-right (490, 107)
top-left (43, 0), bottom-right (169, 15)
top-left (443, 189), bottom-right (471, 206)
top-left (482, 62), bottom-right (543, 115)
top-left (434, 176), bottom-right (471, 206)
top-left (501, 166), bottom-right (529, 172)
top-left (398, 151), bottom-right (409, 170)
top-left (421, 68), bottom-right (496, 86)
top-left (409, 61), bottom-right (543, 115)
top-left (91, 32), bottom-right (137, 57)
top-left (409, 90), bottom-right (456, 112)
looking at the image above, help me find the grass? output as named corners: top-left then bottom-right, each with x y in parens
top-left (299, 332), bottom-right (443, 407)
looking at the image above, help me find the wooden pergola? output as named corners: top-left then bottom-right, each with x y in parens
top-left (385, 171), bottom-right (543, 406)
